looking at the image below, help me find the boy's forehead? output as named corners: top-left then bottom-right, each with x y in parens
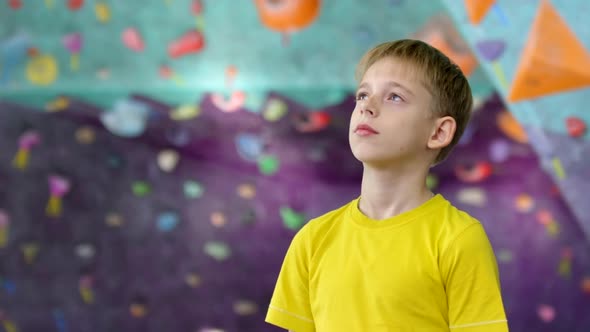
top-left (360, 57), bottom-right (429, 89)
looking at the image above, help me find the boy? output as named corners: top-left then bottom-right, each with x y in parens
top-left (265, 39), bottom-right (508, 331)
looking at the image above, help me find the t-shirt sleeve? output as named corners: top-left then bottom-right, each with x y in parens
top-left (265, 224), bottom-right (315, 332)
top-left (440, 223), bottom-right (509, 332)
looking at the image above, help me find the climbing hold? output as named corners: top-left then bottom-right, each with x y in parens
top-left (184, 180), bottom-right (204, 198)
top-left (280, 207), bottom-right (306, 230)
top-left (122, 28), bottom-right (145, 52)
top-left (210, 212), bottom-right (226, 228)
top-left (263, 98), bottom-right (288, 122)
top-left (514, 194), bottom-right (535, 213)
top-left (236, 184), bottom-right (256, 199)
top-left (233, 299), bottom-right (258, 316)
top-left (475, 39), bottom-right (506, 61)
top-left (157, 150), bottom-right (180, 172)
top-left (258, 155), bottom-right (280, 175)
top-left (456, 188), bottom-right (487, 207)
top-left (168, 30), bottom-right (205, 58)
top-left (489, 139), bottom-right (510, 163)
top-left (132, 181), bottom-right (151, 197)
top-left (204, 241), bottom-right (231, 261)
top-left (508, 1), bottom-right (590, 102)
top-left (454, 161), bottom-right (493, 183)
top-left (537, 304), bottom-right (556, 323)
top-left (566, 117), bottom-right (586, 138)
top-left (235, 133), bottom-right (264, 162)
top-left (75, 126), bottom-right (96, 144)
top-left (157, 211), bottom-right (180, 232)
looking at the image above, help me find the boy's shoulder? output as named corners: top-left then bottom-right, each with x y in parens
top-left (312, 199), bottom-right (355, 223)
top-left (440, 197), bottom-right (481, 227)
top-left (299, 198), bottom-right (357, 233)
top-left (436, 196), bottom-right (489, 249)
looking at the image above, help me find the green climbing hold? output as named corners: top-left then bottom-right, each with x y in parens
top-left (263, 98), bottom-right (288, 122)
top-left (497, 249), bottom-right (513, 263)
top-left (184, 180), bottom-right (204, 198)
top-left (132, 181), bottom-right (151, 197)
top-left (258, 155), bottom-right (280, 175)
top-left (280, 207), bottom-right (306, 230)
top-left (204, 241), bottom-right (231, 261)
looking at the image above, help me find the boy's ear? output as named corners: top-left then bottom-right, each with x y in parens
top-left (427, 116), bottom-right (456, 150)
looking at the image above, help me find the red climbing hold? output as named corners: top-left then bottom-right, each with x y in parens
top-left (566, 117), bottom-right (586, 138)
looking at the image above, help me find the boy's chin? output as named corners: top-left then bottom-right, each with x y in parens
top-left (351, 152), bottom-right (395, 166)
top-left (352, 151), bottom-right (420, 168)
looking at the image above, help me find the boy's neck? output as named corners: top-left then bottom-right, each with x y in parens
top-left (358, 163), bottom-right (433, 221)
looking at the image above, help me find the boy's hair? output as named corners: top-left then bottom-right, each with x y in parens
top-left (355, 39), bottom-right (473, 164)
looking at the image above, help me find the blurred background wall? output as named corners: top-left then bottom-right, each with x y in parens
top-left (0, 0), bottom-right (589, 331)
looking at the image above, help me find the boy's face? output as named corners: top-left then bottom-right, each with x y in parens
top-left (349, 56), bottom-right (438, 167)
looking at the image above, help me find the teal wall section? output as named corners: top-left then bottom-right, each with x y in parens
top-left (441, 0), bottom-right (590, 239)
top-left (0, 0), bottom-right (494, 109)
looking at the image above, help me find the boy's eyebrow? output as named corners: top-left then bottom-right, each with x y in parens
top-left (385, 81), bottom-right (415, 97)
top-left (357, 81), bottom-right (415, 97)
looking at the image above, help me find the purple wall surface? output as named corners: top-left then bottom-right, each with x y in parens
top-left (0, 92), bottom-right (588, 331)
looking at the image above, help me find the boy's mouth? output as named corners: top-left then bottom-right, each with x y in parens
top-left (354, 124), bottom-right (379, 136)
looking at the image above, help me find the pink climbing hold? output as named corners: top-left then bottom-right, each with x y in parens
top-left (122, 28), bottom-right (144, 52)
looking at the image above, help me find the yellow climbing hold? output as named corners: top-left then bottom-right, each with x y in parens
top-left (26, 54), bottom-right (58, 85)
top-left (546, 221), bottom-right (560, 237)
top-left (95, 3), bottom-right (111, 23)
top-left (45, 96), bottom-right (70, 112)
top-left (552, 157), bottom-right (566, 180)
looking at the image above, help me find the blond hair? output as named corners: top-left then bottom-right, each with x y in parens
top-left (355, 39), bottom-right (473, 164)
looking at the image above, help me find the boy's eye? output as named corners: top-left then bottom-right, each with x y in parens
top-left (355, 93), bottom-right (368, 101)
top-left (388, 94), bottom-right (403, 102)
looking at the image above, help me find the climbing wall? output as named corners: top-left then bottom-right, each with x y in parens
top-left (2, 0), bottom-right (589, 331)
top-left (1, 92), bottom-right (589, 331)
top-left (441, 0), bottom-right (590, 240)
top-left (0, 0), bottom-right (495, 109)
top-left (0, 93), bottom-right (360, 332)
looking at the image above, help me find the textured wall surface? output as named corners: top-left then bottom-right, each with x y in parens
top-left (441, 0), bottom-right (590, 239)
top-left (1, 1), bottom-right (589, 331)
top-left (0, 0), bottom-right (494, 108)
top-left (0, 92), bottom-right (589, 331)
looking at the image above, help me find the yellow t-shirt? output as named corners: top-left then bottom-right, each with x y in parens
top-left (266, 194), bottom-right (508, 331)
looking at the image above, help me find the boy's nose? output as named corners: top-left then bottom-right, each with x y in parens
top-left (360, 96), bottom-right (379, 117)
top-left (360, 106), bottom-right (376, 117)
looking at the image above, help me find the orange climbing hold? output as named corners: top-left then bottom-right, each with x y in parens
top-left (254, 0), bottom-right (321, 43)
top-left (508, 0), bottom-right (590, 102)
top-left (424, 31), bottom-right (478, 77)
top-left (464, 0), bottom-right (496, 24)
top-left (497, 110), bottom-right (528, 144)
